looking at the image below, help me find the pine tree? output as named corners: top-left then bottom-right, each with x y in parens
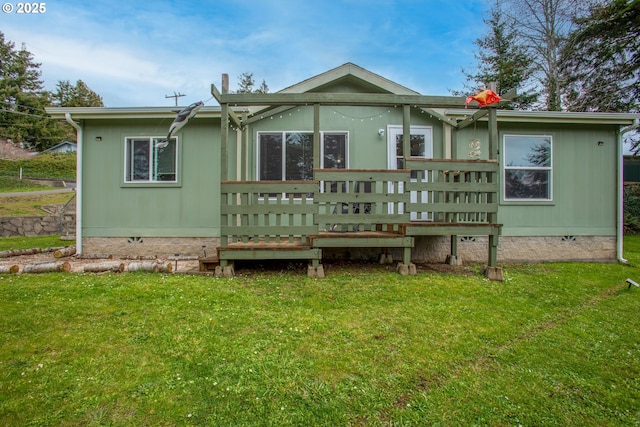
top-left (457, 1), bottom-right (538, 110)
top-left (237, 72), bottom-right (269, 94)
top-left (0, 32), bottom-right (67, 150)
top-left (51, 79), bottom-right (104, 107)
top-left (561, 0), bottom-right (639, 113)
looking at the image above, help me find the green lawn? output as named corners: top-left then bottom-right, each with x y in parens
top-left (1, 238), bottom-right (639, 426)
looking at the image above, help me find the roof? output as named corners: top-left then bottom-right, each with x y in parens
top-left (445, 109), bottom-right (639, 126)
top-left (39, 141), bottom-right (77, 154)
top-left (46, 63), bottom-right (639, 127)
top-left (279, 63), bottom-right (419, 95)
top-left (46, 106), bottom-right (225, 120)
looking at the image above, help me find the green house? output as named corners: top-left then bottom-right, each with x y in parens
top-left (47, 63), bottom-right (639, 278)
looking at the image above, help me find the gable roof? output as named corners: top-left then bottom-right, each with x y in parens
top-left (278, 63), bottom-right (419, 95)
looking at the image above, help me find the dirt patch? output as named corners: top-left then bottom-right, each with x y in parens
top-left (0, 139), bottom-right (36, 159)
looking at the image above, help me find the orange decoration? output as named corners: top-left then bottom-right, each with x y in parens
top-left (465, 89), bottom-right (501, 107)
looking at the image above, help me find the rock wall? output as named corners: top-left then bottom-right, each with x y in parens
top-left (0, 212), bottom-right (75, 237)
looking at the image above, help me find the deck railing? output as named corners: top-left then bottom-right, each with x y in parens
top-left (219, 181), bottom-right (318, 246)
top-left (405, 159), bottom-right (499, 223)
top-left (219, 161), bottom-right (499, 244)
top-left (313, 169), bottom-right (410, 232)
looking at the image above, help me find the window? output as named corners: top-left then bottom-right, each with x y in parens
top-left (125, 137), bottom-right (177, 183)
top-left (258, 132), bottom-right (347, 181)
top-left (503, 134), bottom-right (552, 201)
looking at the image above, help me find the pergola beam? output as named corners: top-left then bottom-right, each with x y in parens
top-left (211, 86), bottom-right (468, 108)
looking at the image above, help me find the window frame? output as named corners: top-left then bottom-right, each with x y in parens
top-left (256, 131), bottom-right (349, 181)
top-left (502, 133), bottom-right (553, 203)
top-left (122, 136), bottom-right (181, 187)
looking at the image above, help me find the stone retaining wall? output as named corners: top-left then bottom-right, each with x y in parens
top-left (0, 212), bottom-right (75, 237)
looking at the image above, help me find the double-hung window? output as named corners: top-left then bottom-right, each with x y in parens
top-left (258, 131), bottom-right (347, 181)
top-left (125, 137), bottom-right (178, 183)
top-left (503, 134), bottom-right (552, 201)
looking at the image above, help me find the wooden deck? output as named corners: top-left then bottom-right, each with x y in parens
top-left (213, 163), bottom-right (502, 278)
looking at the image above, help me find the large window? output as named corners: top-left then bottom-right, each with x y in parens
top-left (125, 137), bottom-right (178, 183)
top-left (503, 134), bottom-right (552, 201)
top-left (258, 132), bottom-right (347, 181)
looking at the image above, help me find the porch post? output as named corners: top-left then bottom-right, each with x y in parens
top-left (403, 105), bottom-right (411, 165)
top-left (241, 111), bottom-right (248, 180)
top-left (221, 74), bottom-right (230, 181)
top-left (313, 103), bottom-right (320, 171)
top-left (485, 106), bottom-right (503, 279)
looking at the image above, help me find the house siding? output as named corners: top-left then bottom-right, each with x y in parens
top-left (81, 118), bottom-right (227, 238)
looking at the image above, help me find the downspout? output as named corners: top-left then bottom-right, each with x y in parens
top-left (618, 117), bottom-right (640, 263)
top-left (65, 113), bottom-right (82, 255)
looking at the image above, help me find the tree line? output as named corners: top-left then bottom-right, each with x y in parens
top-left (1, 0), bottom-right (638, 151)
top-left (0, 32), bottom-right (105, 151)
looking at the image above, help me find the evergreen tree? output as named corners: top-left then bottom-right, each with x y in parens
top-left (456, 1), bottom-right (538, 110)
top-left (236, 72), bottom-right (269, 94)
top-left (561, 0), bottom-right (639, 113)
top-left (0, 32), bottom-right (67, 150)
top-left (51, 79), bottom-right (104, 107)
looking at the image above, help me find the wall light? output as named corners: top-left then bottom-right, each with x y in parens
top-left (378, 129), bottom-right (385, 137)
top-left (597, 140), bottom-right (605, 146)
top-left (95, 136), bottom-right (103, 142)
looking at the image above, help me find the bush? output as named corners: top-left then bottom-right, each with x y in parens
top-left (0, 153), bottom-right (76, 181)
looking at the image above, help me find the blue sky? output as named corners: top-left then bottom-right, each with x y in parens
top-left (1, 0), bottom-right (491, 107)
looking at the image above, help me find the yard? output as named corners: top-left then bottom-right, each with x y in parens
top-left (0, 237), bottom-right (639, 426)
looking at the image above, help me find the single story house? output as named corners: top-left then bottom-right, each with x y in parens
top-left (38, 141), bottom-right (77, 155)
top-left (47, 63), bottom-right (639, 278)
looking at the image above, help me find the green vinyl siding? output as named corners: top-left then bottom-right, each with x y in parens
top-left (81, 118), bottom-right (226, 237)
top-left (497, 124), bottom-right (618, 236)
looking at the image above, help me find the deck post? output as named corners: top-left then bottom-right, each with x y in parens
top-left (313, 104), bottom-right (321, 171)
top-left (485, 106), bottom-right (503, 280)
top-left (221, 74), bottom-right (230, 182)
top-left (241, 111), bottom-right (248, 180)
top-left (403, 105), bottom-right (411, 165)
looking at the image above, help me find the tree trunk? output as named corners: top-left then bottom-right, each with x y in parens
top-left (54, 245), bottom-right (76, 258)
top-left (0, 265), bottom-right (19, 274)
top-left (0, 248), bottom-right (42, 258)
top-left (127, 261), bottom-right (173, 273)
top-left (82, 261), bottom-right (125, 273)
top-left (22, 261), bottom-right (71, 273)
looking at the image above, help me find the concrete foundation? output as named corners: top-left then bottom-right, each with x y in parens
top-left (80, 235), bottom-right (616, 263)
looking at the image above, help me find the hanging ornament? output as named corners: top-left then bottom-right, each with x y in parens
top-left (465, 89), bottom-right (500, 108)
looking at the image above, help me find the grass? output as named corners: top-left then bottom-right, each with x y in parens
top-left (0, 239), bottom-right (639, 425)
top-left (0, 176), bottom-right (51, 193)
top-left (0, 235), bottom-right (73, 251)
top-left (0, 193), bottom-right (75, 217)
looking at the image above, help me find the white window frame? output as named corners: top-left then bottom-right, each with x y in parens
top-left (124, 136), bottom-right (178, 184)
top-left (502, 134), bottom-right (553, 202)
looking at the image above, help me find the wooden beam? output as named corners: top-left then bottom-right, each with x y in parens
top-left (457, 109), bottom-right (489, 130)
top-left (216, 92), bottom-right (467, 108)
top-left (242, 105), bottom-right (296, 125)
top-left (420, 107), bottom-right (458, 126)
top-left (403, 105), bottom-right (411, 166)
top-left (211, 84), bottom-right (242, 128)
top-left (313, 104), bottom-right (320, 171)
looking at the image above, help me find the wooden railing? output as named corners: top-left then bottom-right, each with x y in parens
top-left (405, 159), bottom-right (499, 223)
top-left (219, 161), bottom-right (499, 244)
top-left (313, 169), bottom-right (410, 232)
top-left (219, 181), bottom-right (318, 246)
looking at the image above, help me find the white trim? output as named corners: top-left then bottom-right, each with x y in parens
top-left (123, 136), bottom-right (179, 184)
top-left (502, 134), bottom-right (553, 202)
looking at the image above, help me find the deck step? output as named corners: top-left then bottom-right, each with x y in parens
top-left (198, 256), bottom-right (220, 271)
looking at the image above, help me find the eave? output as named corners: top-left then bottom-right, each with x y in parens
top-left (446, 109), bottom-right (639, 126)
top-left (45, 106), bottom-right (227, 120)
